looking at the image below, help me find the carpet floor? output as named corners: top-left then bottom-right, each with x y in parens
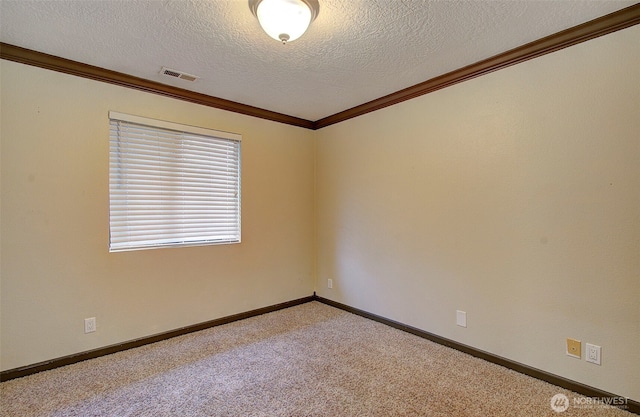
top-left (0, 302), bottom-right (633, 416)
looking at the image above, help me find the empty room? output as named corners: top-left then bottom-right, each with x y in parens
top-left (1, 1), bottom-right (639, 415)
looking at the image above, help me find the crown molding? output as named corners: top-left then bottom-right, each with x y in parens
top-left (314, 3), bottom-right (640, 129)
top-left (1, 3), bottom-right (639, 131)
top-left (0, 42), bottom-right (315, 130)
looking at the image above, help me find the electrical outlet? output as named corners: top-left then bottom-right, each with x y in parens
top-left (84, 317), bottom-right (96, 334)
top-left (566, 338), bottom-right (581, 359)
top-left (456, 310), bottom-right (467, 328)
top-left (586, 343), bottom-right (601, 365)
top-left (327, 279), bottom-right (333, 289)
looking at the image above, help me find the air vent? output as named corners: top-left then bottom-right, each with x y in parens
top-left (160, 67), bottom-right (199, 82)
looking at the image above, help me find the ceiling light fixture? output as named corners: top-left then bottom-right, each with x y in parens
top-left (249, 0), bottom-right (319, 44)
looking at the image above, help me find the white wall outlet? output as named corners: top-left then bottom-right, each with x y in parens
top-left (84, 317), bottom-right (96, 334)
top-left (456, 310), bottom-right (467, 328)
top-left (327, 278), bottom-right (333, 289)
top-left (586, 343), bottom-right (601, 365)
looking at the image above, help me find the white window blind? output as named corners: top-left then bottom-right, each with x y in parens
top-left (109, 111), bottom-right (241, 252)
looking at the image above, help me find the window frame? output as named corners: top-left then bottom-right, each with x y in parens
top-left (108, 111), bottom-right (242, 252)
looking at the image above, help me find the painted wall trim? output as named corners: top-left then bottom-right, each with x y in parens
top-left (315, 296), bottom-right (640, 415)
top-left (0, 42), bottom-right (315, 130)
top-left (1, 4), bottom-right (638, 131)
top-left (0, 295), bottom-right (314, 382)
top-left (2, 294), bottom-right (638, 414)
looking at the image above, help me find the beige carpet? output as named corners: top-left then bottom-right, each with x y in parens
top-left (0, 302), bottom-right (633, 416)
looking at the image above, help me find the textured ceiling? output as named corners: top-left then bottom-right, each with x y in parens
top-left (0, 0), bottom-right (635, 121)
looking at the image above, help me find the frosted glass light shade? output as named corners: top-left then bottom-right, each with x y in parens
top-left (250, 0), bottom-right (319, 44)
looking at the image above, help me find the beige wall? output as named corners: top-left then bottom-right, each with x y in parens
top-left (0, 60), bottom-right (315, 370)
top-left (316, 25), bottom-right (640, 401)
top-left (1, 24), bottom-right (638, 402)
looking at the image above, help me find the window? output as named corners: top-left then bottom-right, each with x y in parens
top-left (109, 112), bottom-right (241, 252)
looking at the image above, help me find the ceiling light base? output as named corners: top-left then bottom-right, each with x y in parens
top-left (249, 0), bottom-right (320, 44)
